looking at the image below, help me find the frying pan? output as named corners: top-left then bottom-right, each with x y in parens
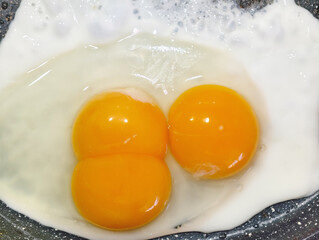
top-left (0, 0), bottom-right (318, 239)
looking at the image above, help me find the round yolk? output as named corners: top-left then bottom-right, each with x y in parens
top-left (72, 91), bottom-right (168, 160)
top-left (72, 154), bottom-right (171, 230)
top-left (168, 85), bottom-right (259, 179)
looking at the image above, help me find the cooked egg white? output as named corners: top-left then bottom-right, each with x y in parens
top-left (0, 33), bottom-right (262, 239)
top-left (0, 0), bottom-right (318, 239)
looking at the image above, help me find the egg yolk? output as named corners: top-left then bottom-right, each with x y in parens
top-left (168, 85), bottom-right (259, 179)
top-left (71, 90), bottom-right (171, 230)
top-left (72, 154), bottom-right (171, 230)
top-left (72, 91), bottom-right (168, 160)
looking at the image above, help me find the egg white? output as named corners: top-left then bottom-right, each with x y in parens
top-left (0, 33), bottom-right (262, 239)
top-left (0, 0), bottom-right (318, 239)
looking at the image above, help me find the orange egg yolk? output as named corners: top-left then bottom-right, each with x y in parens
top-left (72, 154), bottom-right (171, 231)
top-left (168, 85), bottom-right (259, 179)
top-left (71, 90), bottom-right (171, 230)
top-left (72, 91), bottom-right (168, 160)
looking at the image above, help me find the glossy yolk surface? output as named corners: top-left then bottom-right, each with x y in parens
top-left (71, 90), bottom-right (171, 230)
top-left (72, 154), bottom-right (171, 230)
top-left (168, 85), bottom-right (259, 179)
top-left (72, 91), bottom-right (168, 160)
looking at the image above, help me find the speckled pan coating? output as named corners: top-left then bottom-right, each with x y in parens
top-left (0, 0), bottom-right (318, 239)
top-left (0, 0), bottom-right (19, 40)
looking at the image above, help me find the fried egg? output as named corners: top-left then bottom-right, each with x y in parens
top-left (0, 0), bottom-right (318, 239)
